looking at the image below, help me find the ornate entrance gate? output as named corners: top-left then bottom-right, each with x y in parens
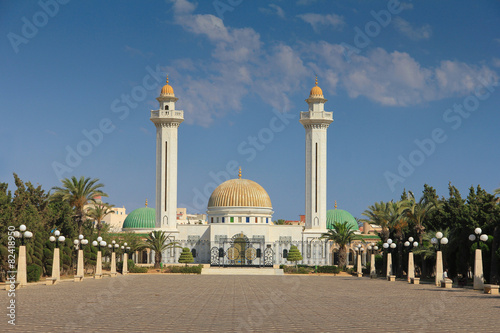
top-left (210, 233), bottom-right (274, 267)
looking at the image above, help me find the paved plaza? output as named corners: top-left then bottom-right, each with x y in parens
top-left (1, 274), bottom-right (499, 332)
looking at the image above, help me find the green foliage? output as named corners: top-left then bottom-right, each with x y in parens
top-left (144, 231), bottom-right (181, 268)
top-left (321, 221), bottom-right (357, 267)
top-left (286, 245), bottom-right (303, 265)
top-left (51, 176), bottom-right (108, 234)
top-left (27, 264), bottom-right (42, 282)
top-left (127, 259), bottom-right (135, 269)
top-left (178, 247), bottom-right (194, 264)
top-left (129, 266), bottom-right (148, 273)
top-left (316, 265), bottom-right (341, 274)
top-left (165, 265), bottom-right (202, 274)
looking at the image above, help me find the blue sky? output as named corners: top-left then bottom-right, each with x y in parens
top-left (1, 0), bottom-right (499, 221)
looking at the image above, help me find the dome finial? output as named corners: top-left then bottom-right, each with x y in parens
top-left (145, 199), bottom-right (148, 207)
top-left (335, 200), bottom-right (337, 209)
top-left (166, 75), bottom-right (169, 84)
top-left (238, 167), bottom-right (242, 179)
top-left (315, 76), bottom-right (318, 86)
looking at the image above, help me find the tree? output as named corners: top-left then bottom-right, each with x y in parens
top-left (361, 201), bottom-right (391, 242)
top-left (321, 221), bottom-right (357, 268)
top-left (144, 231), bottom-right (181, 268)
top-left (86, 200), bottom-right (115, 236)
top-left (51, 176), bottom-right (107, 234)
top-left (178, 247), bottom-right (194, 266)
top-left (402, 191), bottom-right (440, 246)
top-left (287, 245), bottom-right (303, 270)
top-left (274, 219), bottom-right (286, 225)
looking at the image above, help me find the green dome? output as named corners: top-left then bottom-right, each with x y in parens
top-left (326, 209), bottom-right (359, 231)
top-left (122, 207), bottom-right (156, 229)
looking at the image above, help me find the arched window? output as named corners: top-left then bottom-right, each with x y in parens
top-left (165, 105), bottom-right (169, 110)
top-left (283, 249), bottom-right (288, 258)
top-left (191, 249), bottom-right (197, 258)
top-left (218, 248), bottom-right (224, 257)
top-left (256, 249), bottom-right (261, 258)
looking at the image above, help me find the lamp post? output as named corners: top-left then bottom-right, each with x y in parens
top-left (431, 232), bottom-right (448, 286)
top-left (74, 235), bottom-right (88, 281)
top-left (404, 237), bottom-right (419, 283)
top-left (383, 238), bottom-right (394, 278)
top-left (49, 231), bottom-right (65, 282)
top-left (354, 244), bottom-right (363, 277)
top-left (110, 240), bottom-right (118, 277)
top-left (92, 237), bottom-right (106, 279)
top-left (122, 242), bottom-right (129, 275)
top-left (367, 243), bottom-right (378, 278)
top-left (469, 228), bottom-right (488, 290)
top-left (14, 224), bottom-right (33, 286)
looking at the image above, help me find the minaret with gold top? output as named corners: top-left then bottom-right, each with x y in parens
top-left (300, 77), bottom-right (333, 232)
top-left (150, 76), bottom-right (184, 230)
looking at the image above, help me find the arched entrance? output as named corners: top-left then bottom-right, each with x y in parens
top-left (210, 232), bottom-right (273, 267)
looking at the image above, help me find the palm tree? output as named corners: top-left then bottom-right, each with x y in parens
top-left (51, 176), bottom-right (107, 234)
top-left (402, 192), bottom-right (440, 245)
top-left (387, 201), bottom-right (408, 277)
top-left (361, 201), bottom-right (392, 242)
top-left (86, 200), bottom-right (115, 236)
top-left (145, 230), bottom-right (181, 268)
top-left (321, 221), bottom-right (357, 268)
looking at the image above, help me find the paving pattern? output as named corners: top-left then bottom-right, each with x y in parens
top-left (1, 274), bottom-right (499, 332)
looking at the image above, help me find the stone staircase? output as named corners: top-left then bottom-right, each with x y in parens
top-left (201, 267), bottom-right (284, 275)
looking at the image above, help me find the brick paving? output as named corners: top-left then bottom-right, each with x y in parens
top-left (1, 274), bottom-right (499, 332)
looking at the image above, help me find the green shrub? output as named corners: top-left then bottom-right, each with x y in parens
top-left (316, 265), bottom-right (341, 274)
top-left (178, 248), bottom-right (194, 265)
top-left (165, 265), bottom-right (202, 274)
top-left (297, 267), bottom-right (311, 274)
top-left (129, 266), bottom-right (148, 273)
top-left (127, 259), bottom-right (135, 269)
top-left (27, 264), bottom-right (42, 282)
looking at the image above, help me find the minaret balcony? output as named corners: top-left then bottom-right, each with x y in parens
top-left (150, 109), bottom-right (184, 121)
top-left (300, 111), bottom-right (333, 121)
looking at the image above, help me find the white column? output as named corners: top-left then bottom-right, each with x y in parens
top-left (386, 253), bottom-right (392, 277)
top-left (51, 248), bottom-right (60, 281)
top-left (356, 252), bottom-right (362, 276)
top-left (18, 245), bottom-right (27, 286)
top-left (111, 252), bottom-right (117, 276)
top-left (123, 253), bottom-right (128, 275)
top-left (408, 252), bottom-right (414, 282)
top-left (473, 249), bottom-right (484, 290)
top-left (95, 251), bottom-right (102, 277)
top-left (370, 253), bottom-right (376, 278)
top-left (435, 251), bottom-right (443, 286)
top-left (76, 249), bottom-right (84, 277)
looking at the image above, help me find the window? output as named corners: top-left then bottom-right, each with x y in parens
top-left (211, 217), bottom-right (213, 223)
top-left (246, 217), bottom-right (250, 223)
top-left (222, 217), bottom-right (225, 223)
top-left (256, 249), bottom-right (261, 258)
top-left (283, 249), bottom-right (288, 258)
top-left (191, 249), bottom-right (196, 258)
top-left (218, 248), bottom-right (224, 257)
top-left (266, 218), bottom-right (269, 224)
top-left (230, 217), bottom-right (234, 223)
top-left (165, 105), bottom-right (169, 110)
top-left (255, 217), bottom-right (258, 223)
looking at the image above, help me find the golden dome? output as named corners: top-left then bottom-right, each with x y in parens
top-left (309, 76), bottom-right (323, 97)
top-left (160, 76), bottom-right (174, 96)
top-left (208, 178), bottom-right (272, 208)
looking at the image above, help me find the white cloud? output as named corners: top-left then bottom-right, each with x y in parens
top-left (394, 17), bottom-right (432, 40)
top-left (259, 4), bottom-right (285, 19)
top-left (492, 57), bottom-right (500, 68)
top-left (297, 13), bottom-right (344, 33)
top-left (167, 0), bottom-right (498, 125)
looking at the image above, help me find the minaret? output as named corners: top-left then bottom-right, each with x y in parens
top-left (300, 77), bottom-right (333, 232)
top-left (150, 76), bottom-right (184, 230)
